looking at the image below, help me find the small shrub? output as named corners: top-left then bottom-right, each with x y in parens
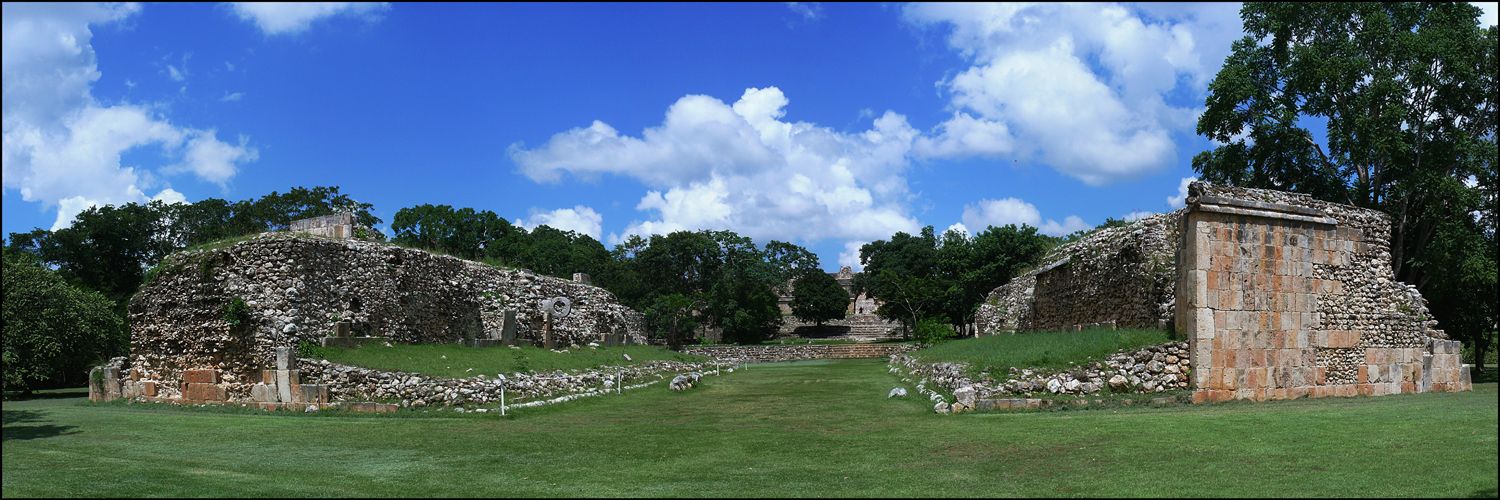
top-left (197, 256), bottom-right (219, 283)
top-left (913, 318), bottom-right (955, 344)
top-left (223, 297), bottom-right (251, 328)
top-left (297, 340), bottom-right (327, 359)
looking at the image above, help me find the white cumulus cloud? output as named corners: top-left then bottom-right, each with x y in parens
top-left (960, 197), bottom-right (1089, 237)
top-left (512, 86), bottom-right (922, 255)
top-left (517, 205), bottom-right (604, 241)
top-left (903, 2), bottom-right (1243, 185)
top-left (229, 2), bottom-right (389, 35)
top-left (1168, 176), bottom-right (1196, 208)
top-left (152, 187), bottom-right (188, 205)
top-left (838, 240), bottom-right (867, 272)
top-left (2, 3), bottom-right (257, 229)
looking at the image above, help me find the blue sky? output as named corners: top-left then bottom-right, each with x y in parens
top-left (5, 3), bottom-right (1496, 271)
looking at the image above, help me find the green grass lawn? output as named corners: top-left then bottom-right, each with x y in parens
top-left (912, 328), bottom-right (1172, 376)
top-left (304, 343), bottom-right (706, 378)
top-left (3, 359), bottom-right (1495, 497)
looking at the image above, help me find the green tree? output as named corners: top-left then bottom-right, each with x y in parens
top-left (763, 240), bottom-right (821, 294)
top-left (613, 229), bottom-right (787, 345)
top-left (8, 185), bottom-right (383, 311)
top-left (1413, 184), bottom-right (1497, 371)
top-left (790, 270), bottom-right (848, 327)
top-left (706, 267), bottom-right (782, 345)
top-left (1194, 2), bottom-right (1497, 367)
top-left (857, 227), bottom-right (943, 334)
top-left (29, 202), bottom-right (179, 308)
top-left (644, 293), bottom-right (702, 350)
top-left (3, 253), bottom-right (127, 394)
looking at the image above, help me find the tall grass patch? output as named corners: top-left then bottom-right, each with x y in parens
top-left (912, 328), bottom-right (1171, 375)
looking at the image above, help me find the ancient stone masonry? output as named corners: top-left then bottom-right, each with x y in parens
top-left (976, 212), bottom-right (1181, 334)
top-left (299, 357), bottom-right (718, 408)
top-left (973, 182), bottom-right (1469, 403)
top-left (1175, 183), bottom-right (1469, 402)
top-left (889, 342), bottom-right (1192, 413)
top-left (776, 266), bottom-right (902, 341)
top-left (125, 231), bottom-right (645, 401)
top-left (288, 213), bottom-right (356, 239)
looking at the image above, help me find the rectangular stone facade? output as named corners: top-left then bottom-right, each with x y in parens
top-left (288, 213), bottom-right (354, 239)
top-left (1176, 186), bottom-right (1470, 402)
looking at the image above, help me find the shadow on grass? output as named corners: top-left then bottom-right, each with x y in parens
top-left (3, 387), bottom-right (89, 401)
top-left (1472, 366), bottom-right (1497, 385)
top-left (1470, 486), bottom-right (1498, 498)
top-left (2, 409), bottom-right (80, 441)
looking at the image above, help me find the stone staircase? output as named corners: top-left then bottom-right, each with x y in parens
top-left (841, 314), bottom-right (903, 342)
top-left (777, 314), bottom-right (904, 342)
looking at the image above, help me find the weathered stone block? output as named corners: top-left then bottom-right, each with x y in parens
top-left (250, 382), bottom-right (277, 402)
top-left (182, 369), bottom-right (219, 384)
top-left (184, 383), bottom-right (226, 402)
top-left (292, 384), bottom-right (328, 404)
top-left (276, 370), bottom-right (297, 402)
top-left (344, 402), bottom-right (398, 413)
top-left (275, 347), bottom-right (294, 371)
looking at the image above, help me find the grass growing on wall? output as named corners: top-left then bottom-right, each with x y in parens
top-left (303, 343), bottom-right (706, 378)
top-left (912, 328), bottom-right (1172, 375)
top-left (2, 361), bottom-right (1495, 497)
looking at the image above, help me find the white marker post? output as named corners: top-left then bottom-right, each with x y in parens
top-left (617, 369), bottom-right (622, 395)
top-left (499, 377), bottom-right (506, 417)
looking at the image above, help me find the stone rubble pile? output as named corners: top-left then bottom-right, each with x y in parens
top-left (889, 342), bottom-right (1193, 413)
top-left (669, 372), bottom-right (702, 391)
top-left (299, 358), bottom-right (717, 408)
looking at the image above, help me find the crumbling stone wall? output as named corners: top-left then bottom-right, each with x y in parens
top-left (288, 213), bottom-right (355, 239)
top-left (127, 232), bottom-right (645, 399)
top-left (973, 182), bottom-right (1469, 402)
top-left (976, 212), bottom-right (1180, 333)
top-left (1176, 183), bottom-right (1469, 402)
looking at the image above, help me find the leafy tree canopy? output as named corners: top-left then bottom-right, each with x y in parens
top-left (1195, 2), bottom-right (1497, 367)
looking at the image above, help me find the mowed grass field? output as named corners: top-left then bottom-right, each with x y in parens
top-left (3, 359), bottom-right (1496, 497)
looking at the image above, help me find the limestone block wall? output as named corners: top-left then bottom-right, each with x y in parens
top-left (288, 213), bottom-right (355, 239)
top-left (976, 212), bottom-right (1180, 334)
top-left (1175, 183), bottom-right (1469, 402)
top-left (127, 232), bottom-right (645, 399)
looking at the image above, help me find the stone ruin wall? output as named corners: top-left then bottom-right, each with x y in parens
top-left (287, 212), bottom-right (355, 239)
top-left (1176, 183), bottom-right (1468, 402)
top-left (976, 211), bottom-right (1181, 334)
top-left (974, 182), bottom-right (1470, 402)
top-left (126, 232), bottom-right (646, 400)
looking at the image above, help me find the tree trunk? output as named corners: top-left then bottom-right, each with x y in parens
top-left (1476, 335), bottom-right (1490, 374)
